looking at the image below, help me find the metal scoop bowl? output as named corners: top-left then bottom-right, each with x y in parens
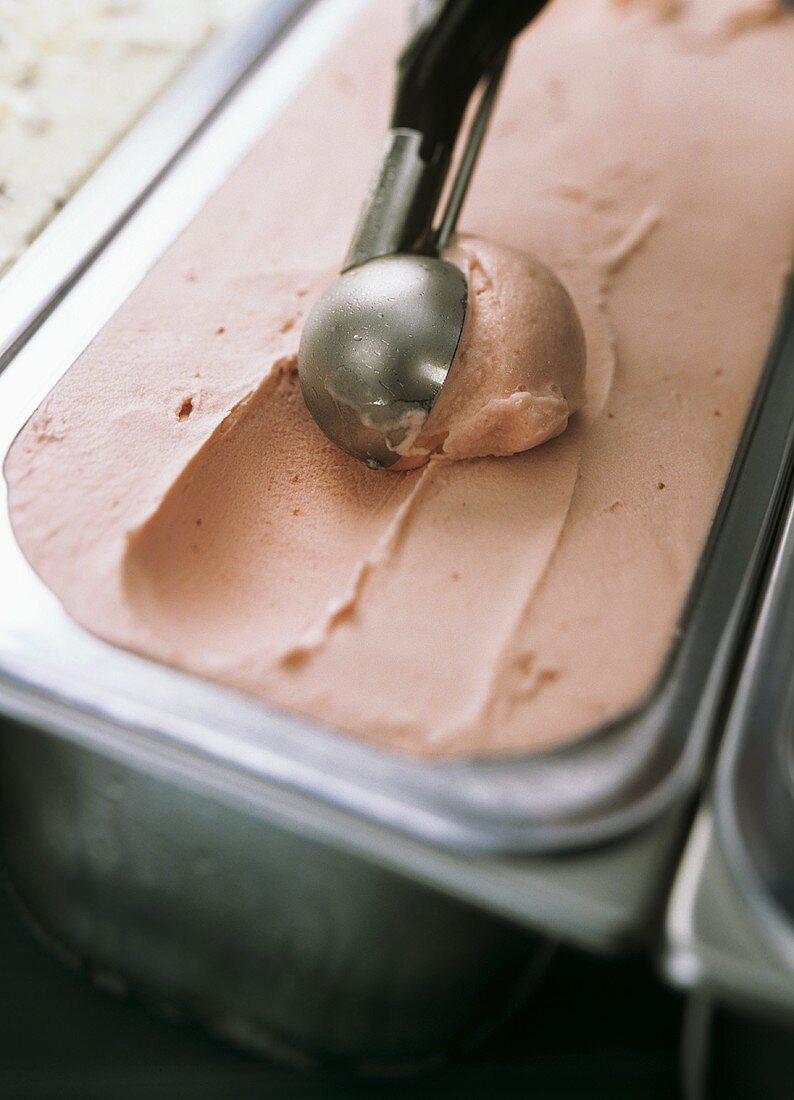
top-left (298, 253), bottom-right (467, 469)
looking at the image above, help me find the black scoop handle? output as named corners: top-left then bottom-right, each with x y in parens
top-left (392, 0), bottom-right (549, 156)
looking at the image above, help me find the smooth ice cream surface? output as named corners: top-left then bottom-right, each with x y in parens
top-left (5, 0), bottom-right (794, 757)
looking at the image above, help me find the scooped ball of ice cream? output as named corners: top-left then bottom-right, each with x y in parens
top-left (398, 235), bottom-right (586, 465)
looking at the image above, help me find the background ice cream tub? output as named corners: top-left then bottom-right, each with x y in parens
top-left (666, 466), bottom-right (794, 1100)
top-left (0, 0), bottom-right (793, 1073)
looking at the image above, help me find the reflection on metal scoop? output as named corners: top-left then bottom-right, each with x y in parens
top-left (298, 22), bottom-right (513, 469)
top-left (299, 254), bottom-right (467, 469)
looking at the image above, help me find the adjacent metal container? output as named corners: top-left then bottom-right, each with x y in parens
top-left (0, 0), bottom-right (313, 374)
top-left (666, 474), bottom-right (794, 1099)
top-left (1, 0), bottom-right (794, 1069)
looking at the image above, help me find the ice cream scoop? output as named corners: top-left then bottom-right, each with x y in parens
top-left (298, 251), bottom-right (467, 469)
top-left (298, 1), bottom-right (544, 468)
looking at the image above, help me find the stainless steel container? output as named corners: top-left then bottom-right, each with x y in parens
top-left (0, 717), bottom-right (551, 1071)
top-left (666, 467), bottom-right (794, 1099)
top-left (1, 0), bottom-right (794, 1072)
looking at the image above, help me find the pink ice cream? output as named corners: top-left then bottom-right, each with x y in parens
top-left (405, 236), bottom-right (587, 463)
top-left (5, 0), bottom-right (794, 757)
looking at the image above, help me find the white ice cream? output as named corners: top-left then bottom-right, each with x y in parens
top-left (0, 0), bottom-right (257, 275)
